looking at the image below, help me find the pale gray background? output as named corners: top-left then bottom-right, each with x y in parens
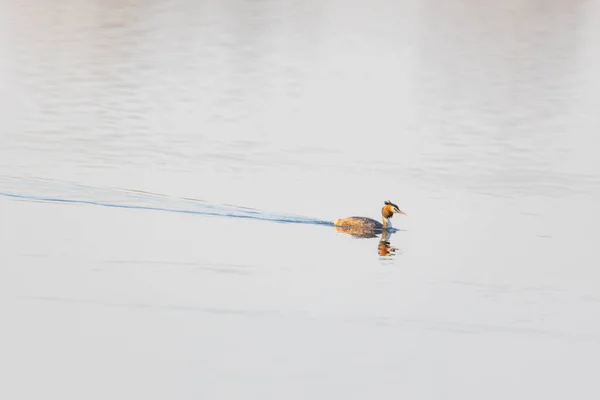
top-left (1, 1), bottom-right (600, 399)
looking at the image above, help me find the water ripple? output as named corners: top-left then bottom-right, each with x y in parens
top-left (0, 175), bottom-right (332, 227)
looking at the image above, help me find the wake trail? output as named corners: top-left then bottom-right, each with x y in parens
top-left (0, 176), bottom-right (333, 227)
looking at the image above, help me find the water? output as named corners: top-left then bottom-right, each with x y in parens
top-left (1, 1), bottom-right (600, 399)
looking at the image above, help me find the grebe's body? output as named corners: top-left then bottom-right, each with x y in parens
top-left (334, 201), bottom-right (406, 233)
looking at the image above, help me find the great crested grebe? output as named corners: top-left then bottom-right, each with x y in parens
top-left (334, 200), bottom-right (406, 232)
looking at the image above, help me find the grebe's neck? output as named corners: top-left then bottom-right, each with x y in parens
top-left (382, 216), bottom-right (393, 230)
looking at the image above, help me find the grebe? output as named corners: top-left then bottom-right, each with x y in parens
top-left (334, 200), bottom-right (406, 232)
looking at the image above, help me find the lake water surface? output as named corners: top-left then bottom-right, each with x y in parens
top-left (1, 1), bottom-right (600, 399)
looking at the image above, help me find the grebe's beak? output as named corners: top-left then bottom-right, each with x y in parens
top-left (396, 209), bottom-right (406, 215)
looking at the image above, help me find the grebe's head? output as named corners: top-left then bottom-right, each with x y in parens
top-left (382, 200), bottom-right (406, 218)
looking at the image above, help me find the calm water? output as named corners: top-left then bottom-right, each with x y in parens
top-left (1, 1), bottom-right (600, 399)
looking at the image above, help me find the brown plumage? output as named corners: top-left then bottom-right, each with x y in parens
top-left (334, 200), bottom-right (406, 233)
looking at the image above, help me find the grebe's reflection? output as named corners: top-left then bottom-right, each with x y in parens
top-left (334, 226), bottom-right (400, 257)
top-left (377, 229), bottom-right (399, 257)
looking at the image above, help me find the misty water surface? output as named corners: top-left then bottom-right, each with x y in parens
top-left (1, 1), bottom-right (600, 399)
